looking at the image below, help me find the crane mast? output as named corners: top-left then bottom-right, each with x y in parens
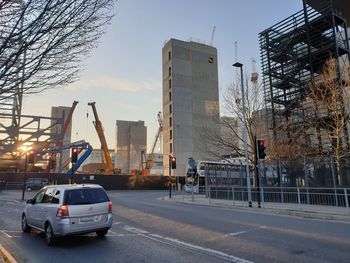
top-left (54, 100), bottom-right (78, 173)
top-left (150, 111), bottom-right (163, 155)
top-left (88, 102), bottom-right (113, 170)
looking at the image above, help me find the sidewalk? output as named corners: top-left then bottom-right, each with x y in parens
top-left (0, 244), bottom-right (17, 263)
top-left (167, 192), bottom-right (350, 222)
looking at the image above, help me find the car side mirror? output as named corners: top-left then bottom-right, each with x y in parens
top-left (26, 199), bottom-right (35, 204)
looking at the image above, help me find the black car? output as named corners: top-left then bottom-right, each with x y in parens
top-left (25, 178), bottom-right (48, 191)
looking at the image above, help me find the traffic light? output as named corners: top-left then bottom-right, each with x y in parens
top-left (170, 156), bottom-right (176, 169)
top-left (28, 150), bottom-right (35, 164)
top-left (257, 139), bottom-right (266, 160)
top-left (49, 158), bottom-right (56, 169)
top-left (71, 148), bottom-right (79, 163)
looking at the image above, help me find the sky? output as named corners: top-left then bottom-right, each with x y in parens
top-left (23, 0), bottom-right (303, 151)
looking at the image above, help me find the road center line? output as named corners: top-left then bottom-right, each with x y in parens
top-left (226, 231), bottom-right (247, 237)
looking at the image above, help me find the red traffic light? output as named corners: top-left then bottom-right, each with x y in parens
top-left (170, 156), bottom-right (176, 169)
top-left (71, 147), bottom-right (79, 163)
top-left (257, 139), bottom-right (266, 159)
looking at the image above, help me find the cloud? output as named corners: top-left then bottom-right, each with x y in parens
top-left (138, 79), bottom-right (162, 91)
top-left (68, 75), bottom-right (161, 93)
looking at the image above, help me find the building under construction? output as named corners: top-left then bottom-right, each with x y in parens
top-left (259, 0), bottom-right (350, 151)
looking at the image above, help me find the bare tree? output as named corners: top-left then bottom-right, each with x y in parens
top-left (268, 58), bottom-right (350, 186)
top-left (200, 69), bottom-right (265, 163)
top-left (305, 58), bottom-right (350, 185)
top-left (0, 0), bottom-right (115, 96)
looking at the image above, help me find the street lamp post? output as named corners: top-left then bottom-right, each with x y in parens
top-left (21, 151), bottom-right (28, 201)
top-left (233, 62), bottom-right (252, 207)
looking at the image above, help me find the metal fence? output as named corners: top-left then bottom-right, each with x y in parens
top-left (3, 181), bottom-right (23, 190)
top-left (207, 187), bottom-right (349, 208)
top-left (177, 185), bottom-right (350, 210)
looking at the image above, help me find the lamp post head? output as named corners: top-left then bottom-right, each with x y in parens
top-left (233, 62), bottom-right (243, 68)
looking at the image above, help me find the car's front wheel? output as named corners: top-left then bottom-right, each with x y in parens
top-left (45, 222), bottom-right (55, 246)
top-left (21, 214), bottom-right (31, 233)
top-left (96, 229), bottom-right (108, 237)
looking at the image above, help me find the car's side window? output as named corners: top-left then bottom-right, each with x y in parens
top-left (34, 189), bottom-right (45, 204)
top-left (42, 188), bottom-right (54, 203)
top-left (51, 190), bottom-right (60, 204)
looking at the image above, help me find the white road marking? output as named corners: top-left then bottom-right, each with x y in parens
top-left (223, 226), bottom-right (268, 238)
top-left (0, 230), bottom-right (12, 238)
top-left (108, 230), bottom-right (122, 236)
top-left (225, 231), bottom-right (247, 237)
top-left (113, 221), bottom-right (123, 225)
top-left (123, 226), bottom-right (254, 263)
top-left (123, 226), bottom-right (149, 234)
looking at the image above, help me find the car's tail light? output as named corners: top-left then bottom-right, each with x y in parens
top-left (108, 201), bottom-right (112, 213)
top-left (56, 205), bottom-right (69, 219)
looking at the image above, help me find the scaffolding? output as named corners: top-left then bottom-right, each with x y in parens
top-left (259, 3), bottom-right (350, 150)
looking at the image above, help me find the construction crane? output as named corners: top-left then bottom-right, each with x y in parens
top-left (60, 101), bottom-right (79, 146)
top-left (52, 100), bottom-right (78, 173)
top-left (150, 111), bottom-right (163, 155)
top-left (210, 25), bottom-right (216, 46)
top-left (141, 111), bottom-right (163, 175)
top-left (88, 102), bottom-right (114, 172)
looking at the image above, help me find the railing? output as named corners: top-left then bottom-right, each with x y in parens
top-left (177, 185), bottom-right (350, 210)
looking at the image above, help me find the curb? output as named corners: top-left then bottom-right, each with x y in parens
top-left (165, 195), bottom-right (350, 222)
top-left (0, 245), bottom-right (17, 263)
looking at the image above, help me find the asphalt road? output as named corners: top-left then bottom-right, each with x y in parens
top-left (0, 190), bottom-right (349, 263)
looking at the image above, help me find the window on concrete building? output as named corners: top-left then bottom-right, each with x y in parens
top-left (169, 117), bottom-right (172, 127)
top-left (169, 104), bottom-right (172, 114)
top-left (208, 57), bottom-right (214, 63)
top-left (170, 143), bottom-right (172, 153)
top-left (170, 129), bottom-right (172, 139)
top-left (169, 91), bottom-right (172, 102)
top-left (168, 66), bottom-right (171, 76)
top-left (168, 50), bottom-right (171, 60)
top-left (169, 78), bottom-right (171, 89)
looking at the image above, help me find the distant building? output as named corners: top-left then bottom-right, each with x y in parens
top-left (115, 120), bottom-right (147, 174)
top-left (162, 39), bottom-right (220, 177)
top-left (80, 148), bottom-right (115, 173)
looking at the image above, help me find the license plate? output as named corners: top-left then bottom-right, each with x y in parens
top-left (79, 216), bottom-right (99, 224)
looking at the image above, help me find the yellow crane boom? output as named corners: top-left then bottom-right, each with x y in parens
top-left (88, 102), bottom-right (113, 170)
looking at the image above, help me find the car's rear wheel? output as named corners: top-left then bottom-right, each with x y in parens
top-left (21, 214), bottom-right (31, 232)
top-left (96, 229), bottom-right (108, 237)
top-left (45, 222), bottom-right (55, 246)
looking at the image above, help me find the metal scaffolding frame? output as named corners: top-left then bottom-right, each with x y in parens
top-left (259, 3), bottom-right (350, 150)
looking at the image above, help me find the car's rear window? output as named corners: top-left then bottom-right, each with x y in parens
top-left (64, 188), bottom-right (109, 205)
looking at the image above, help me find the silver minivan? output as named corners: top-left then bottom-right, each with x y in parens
top-left (22, 184), bottom-right (113, 246)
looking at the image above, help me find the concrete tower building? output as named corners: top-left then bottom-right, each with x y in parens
top-left (115, 120), bottom-right (147, 174)
top-left (162, 39), bottom-right (220, 177)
